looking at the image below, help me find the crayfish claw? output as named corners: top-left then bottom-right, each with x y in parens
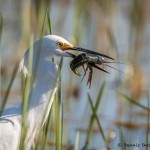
top-left (87, 79), bottom-right (91, 88)
top-left (74, 69), bottom-right (81, 76)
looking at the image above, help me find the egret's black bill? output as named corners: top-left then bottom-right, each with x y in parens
top-left (70, 46), bottom-right (114, 60)
top-left (66, 52), bottom-right (76, 58)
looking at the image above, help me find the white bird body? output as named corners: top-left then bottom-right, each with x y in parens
top-left (0, 35), bottom-right (112, 150)
top-left (0, 35), bottom-right (73, 150)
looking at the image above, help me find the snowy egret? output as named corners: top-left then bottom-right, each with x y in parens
top-left (0, 35), bottom-right (113, 150)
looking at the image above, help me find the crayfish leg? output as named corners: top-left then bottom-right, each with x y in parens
top-left (81, 64), bottom-right (88, 82)
top-left (87, 65), bottom-right (93, 88)
top-left (82, 64), bottom-right (86, 73)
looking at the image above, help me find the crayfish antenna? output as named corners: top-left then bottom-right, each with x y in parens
top-left (105, 64), bottom-right (133, 78)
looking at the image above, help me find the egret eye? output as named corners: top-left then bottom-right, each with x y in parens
top-left (57, 42), bottom-right (64, 47)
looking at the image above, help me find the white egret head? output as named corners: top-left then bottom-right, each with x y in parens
top-left (40, 35), bottom-right (114, 60)
top-left (43, 35), bottom-right (74, 58)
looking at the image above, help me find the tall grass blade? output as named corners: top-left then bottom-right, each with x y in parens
top-left (54, 91), bottom-right (61, 150)
top-left (82, 82), bottom-right (105, 149)
top-left (95, 82), bottom-right (106, 110)
top-left (88, 93), bottom-right (106, 141)
top-left (0, 62), bottom-right (18, 116)
top-left (88, 93), bottom-right (110, 150)
top-left (0, 12), bottom-right (3, 45)
top-left (55, 57), bottom-right (63, 150)
top-left (42, 105), bottom-right (53, 150)
top-left (19, 36), bottom-right (33, 150)
top-left (44, 113), bottom-right (51, 149)
top-left (38, 10), bottom-right (53, 150)
top-left (75, 131), bottom-right (80, 150)
top-left (106, 27), bottom-right (118, 53)
top-left (146, 92), bottom-right (150, 150)
top-left (61, 95), bottom-right (64, 150)
top-left (47, 10), bottom-right (52, 35)
top-left (120, 93), bottom-right (150, 111)
top-left (40, 1), bottom-right (49, 37)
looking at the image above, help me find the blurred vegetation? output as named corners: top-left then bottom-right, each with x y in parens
top-left (0, 0), bottom-right (150, 149)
